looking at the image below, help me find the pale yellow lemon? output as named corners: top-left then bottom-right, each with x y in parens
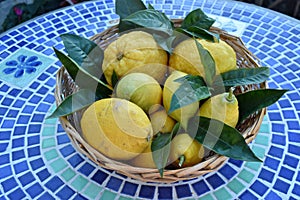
top-left (148, 104), bottom-right (176, 135)
top-left (169, 39), bottom-right (237, 78)
top-left (199, 89), bottom-right (239, 127)
top-left (169, 133), bottom-right (204, 168)
top-left (102, 31), bottom-right (168, 85)
top-left (115, 73), bottom-right (162, 112)
top-left (81, 98), bottom-right (153, 161)
top-left (130, 143), bottom-right (156, 168)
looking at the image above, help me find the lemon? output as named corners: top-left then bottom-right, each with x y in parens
top-left (169, 133), bottom-right (204, 168)
top-left (169, 38), bottom-right (237, 78)
top-left (199, 88), bottom-right (239, 127)
top-left (130, 143), bottom-right (156, 168)
top-left (115, 73), bottom-right (162, 112)
top-left (163, 71), bottom-right (199, 129)
top-left (102, 31), bottom-right (168, 85)
top-left (81, 98), bottom-right (153, 161)
top-left (148, 104), bottom-right (176, 134)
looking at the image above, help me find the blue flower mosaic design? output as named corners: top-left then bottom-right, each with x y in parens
top-left (0, 48), bottom-right (54, 88)
top-left (3, 55), bottom-right (42, 78)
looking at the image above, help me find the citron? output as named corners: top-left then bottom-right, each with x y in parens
top-left (102, 31), bottom-right (168, 86)
top-left (130, 143), bottom-right (156, 168)
top-left (81, 98), bottom-right (153, 161)
top-left (169, 133), bottom-right (204, 168)
top-left (199, 88), bottom-right (239, 127)
top-left (169, 38), bottom-right (237, 78)
top-left (163, 71), bottom-right (199, 129)
top-left (115, 73), bottom-right (162, 112)
top-left (148, 104), bottom-right (176, 135)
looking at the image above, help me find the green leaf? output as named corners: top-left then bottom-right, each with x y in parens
top-left (111, 70), bottom-right (119, 88)
top-left (148, 3), bottom-right (155, 9)
top-left (53, 48), bottom-right (112, 101)
top-left (187, 116), bottom-right (262, 162)
top-left (181, 8), bottom-right (215, 30)
top-left (169, 75), bottom-right (210, 114)
top-left (116, 0), bottom-right (147, 32)
top-left (123, 9), bottom-right (174, 35)
top-left (153, 34), bottom-right (176, 54)
top-left (46, 89), bottom-right (96, 118)
top-left (237, 89), bottom-right (288, 123)
top-left (195, 39), bottom-right (216, 86)
top-left (60, 34), bottom-right (103, 75)
top-left (151, 123), bottom-right (180, 177)
top-left (176, 26), bottom-right (220, 42)
top-left (213, 67), bottom-right (270, 87)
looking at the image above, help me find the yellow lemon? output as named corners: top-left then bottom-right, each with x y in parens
top-left (169, 38), bottom-right (237, 78)
top-left (169, 133), bottom-right (204, 168)
top-left (130, 143), bottom-right (156, 168)
top-left (148, 104), bottom-right (176, 135)
top-left (115, 73), bottom-right (162, 112)
top-left (163, 71), bottom-right (199, 129)
top-left (102, 31), bottom-right (168, 85)
top-left (199, 88), bottom-right (239, 127)
top-left (81, 98), bottom-right (153, 161)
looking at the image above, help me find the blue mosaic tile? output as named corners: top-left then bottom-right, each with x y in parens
top-left (265, 190), bottom-right (282, 200)
top-left (56, 185), bottom-right (75, 200)
top-left (91, 170), bottom-right (109, 185)
top-left (106, 177), bottom-right (123, 192)
top-left (175, 184), bottom-right (192, 198)
top-left (45, 176), bottom-right (64, 192)
top-left (26, 182), bottom-right (44, 198)
top-left (258, 168), bottom-right (275, 183)
top-left (78, 163), bottom-right (95, 176)
top-left (250, 180), bottom-right (269, 196)
top-left (273, 178), bottom-right (290, 194)
top-left (158, 186), bottom-right (173, 199)
top-left (121, 182), bottom-right (138, 196)
top-left (139, 185), bottom-right (155, 199)
top-left (239, 190), bottom-right (258, 200)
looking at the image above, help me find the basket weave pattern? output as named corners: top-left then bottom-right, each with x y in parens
top-left (55, 20), bottom-right (266, 183)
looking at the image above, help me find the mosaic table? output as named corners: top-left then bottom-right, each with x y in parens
top-left (0, 0), bottom-right (300, 199)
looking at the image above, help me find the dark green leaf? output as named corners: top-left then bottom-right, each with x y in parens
top-left (111, 70), bottom-right (119, 88)
top-left (181, 8), bottom-right (215, 30)
top-left (195, 39), bottom-right (216, 86)
top-left (213, 67), bottom-right (270, 87)
top-left (153, 34), bottom-right (176, 54)
top-left (187, 116), bottom-right (262, 162)
top-left (46, 89), bottom-right (96, 118)
top-left (123, 9), bottom-right (174, 35)
top-left (176, 27), bottom-right (219, 42)
top-left (53, 48), bottom-right (111, 90)
top-left (169, 75), bottom-right (210, 114)
top-left (148, 3), bottom-right (155, 9)
top-left (116, 0), bottom-right (146, 32)
top-left (151, 123), bottom-right (179, 177)
top-left (53, 48), bottom-right (112, 101)
top-left (237, 89), bottom-right (288, 123)
top-left (60, 34), bottom-right (104, 77)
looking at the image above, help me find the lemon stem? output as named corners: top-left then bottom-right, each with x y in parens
top-left (178, 155), bottom-right (185, 167)
top-left (226, 87), bottom-right (234, 102)
top-left (117, 52), bottom-right (123, 61)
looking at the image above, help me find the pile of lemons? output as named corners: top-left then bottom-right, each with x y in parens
top-left (81, 31), bottom-right (239, 169)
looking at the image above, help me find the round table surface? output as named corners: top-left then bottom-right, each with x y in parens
top-left (0, 0), bottom-right (299, 199)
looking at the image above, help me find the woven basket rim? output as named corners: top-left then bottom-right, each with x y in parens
top-left (55, 20), bottom-right (267, 183)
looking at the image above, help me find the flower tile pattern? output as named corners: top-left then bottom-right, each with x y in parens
top-left (0, 0), bottom-right (300, 199)
top-left (0, 48), bottom-right (55, 88)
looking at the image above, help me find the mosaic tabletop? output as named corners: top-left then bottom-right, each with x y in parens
top-left (0, 0), bottom-right (300, 199)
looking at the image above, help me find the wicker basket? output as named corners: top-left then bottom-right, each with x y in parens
top-left (55, 20), bottom-right (267, 183)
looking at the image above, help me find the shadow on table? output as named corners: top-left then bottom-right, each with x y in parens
top-left (236, 0), bottom-right (300, 19)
